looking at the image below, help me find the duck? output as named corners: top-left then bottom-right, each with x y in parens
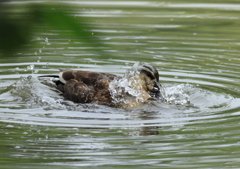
top-left (39, 63), bottom-right (164, 108)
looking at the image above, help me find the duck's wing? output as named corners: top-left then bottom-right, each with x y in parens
top-left (58, 70), bottom-right (119, 104)
top-left (59, 70), bottom-right (117, 85)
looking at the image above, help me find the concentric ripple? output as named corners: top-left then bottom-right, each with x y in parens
top-left (0, 62), bottom-right (237, 130)
top-left (1, 1), bottom-right (240, 168)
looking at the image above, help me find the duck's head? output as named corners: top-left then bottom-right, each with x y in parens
top-left (138, 64), bottom-right (164, 101)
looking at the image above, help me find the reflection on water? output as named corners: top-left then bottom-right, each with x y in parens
top-left (1, 0), bottom-right (240, 168)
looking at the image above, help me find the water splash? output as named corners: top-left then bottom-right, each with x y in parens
top-left (23, 64), bottom-right (39, 74)
top-left (163, 83), bottom-right (232, 109)
top-left (9, 76), bottom-right (65, 110)
top-left (165, 84), bottom-right (191, 106)
top-left (109, 62), bottom-right (158, 106)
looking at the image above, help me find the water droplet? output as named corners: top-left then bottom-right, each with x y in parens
top-left (37, 57), bottom-right (41, 63)
top-left (6, 124), bottom-right (14, 127)
top-left (27, 64), bottom-right (35, 71)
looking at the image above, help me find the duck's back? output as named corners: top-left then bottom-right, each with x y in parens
top-left (56, 70), bottom-right (119, 106)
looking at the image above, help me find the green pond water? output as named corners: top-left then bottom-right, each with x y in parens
top-left (0, 0), bottom-right (240, 168)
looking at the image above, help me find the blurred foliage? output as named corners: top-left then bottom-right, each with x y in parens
top-left (0, 2), bottom-right (98, 57)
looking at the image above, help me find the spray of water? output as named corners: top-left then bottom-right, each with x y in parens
top-left (109, 62), bottom-right (154, 106)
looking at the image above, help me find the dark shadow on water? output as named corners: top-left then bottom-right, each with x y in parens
top-left (0, 2), bottom-right (109, 58)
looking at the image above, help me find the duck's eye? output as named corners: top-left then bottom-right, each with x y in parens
top-left (152, 87), bottom-right (158, 92)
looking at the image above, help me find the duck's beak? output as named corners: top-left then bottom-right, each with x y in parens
top-left (149, 80), bottom-right (166, 102)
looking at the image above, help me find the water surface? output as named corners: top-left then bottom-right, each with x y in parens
top-left (0, 0), bottom-right (240, 168)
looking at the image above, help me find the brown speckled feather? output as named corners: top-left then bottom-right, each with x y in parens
top-left (57, 70), bottom-right (119, 106)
